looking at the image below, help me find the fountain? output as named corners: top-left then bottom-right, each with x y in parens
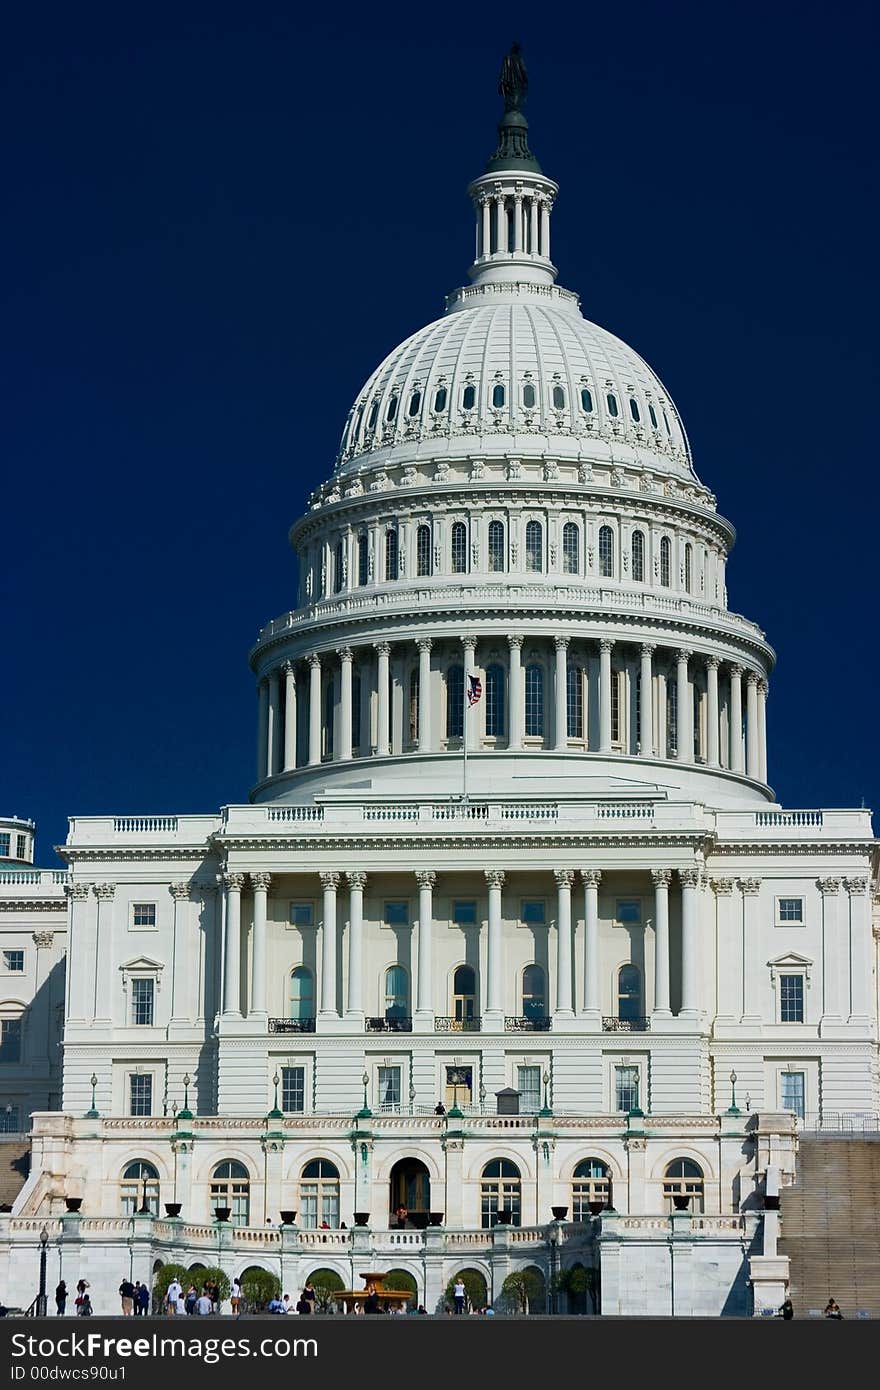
top-left (334, 1272), bottom-right (415, 1314)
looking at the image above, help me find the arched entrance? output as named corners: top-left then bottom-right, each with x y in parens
top-left (389, 1157), bottom-right (430, 1223)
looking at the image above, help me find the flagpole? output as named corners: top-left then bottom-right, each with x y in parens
top-left (462, 664), bottom-right (469, 803)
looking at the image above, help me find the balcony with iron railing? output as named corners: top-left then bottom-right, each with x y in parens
top-left (504, 1015), bottom-right (552, 1032)
top-left (365, 1016), bottom-right (413, 1033)
top-left (267, 1017), bottom-right (316, 1034)
top-left (602, 1017), bottom-right (651, 1033)
top-left (435, 1016), bottom-right (482, 1033)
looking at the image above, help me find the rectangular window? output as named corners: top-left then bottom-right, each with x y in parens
top-left (384, 902), bottom-right (409, 926)
top-left (780, 974), bottom-right (804, 1023)
top-left (378, 1065), bottom-right (401, 1109)
top-left (16, 835), bottom-right (27, 860)
top-left (615, 900), bottom-right (642, 926)
top-left (453, 901), bottom-right (477, 925)
top-left (776, 897), bottom-right (804, 925)
top-left (288, 902), bottom-right (314, 928)
top-left (132, 903), bottom-right (157, 929)
top-left (781, 1070), bottom-right (805, 1119)
top-left (0, 1105), bottom-right (20, 1132)
top-left (521, 900), bottom-right (546, 925)
top-left (281, 1066), bottom-right (305, 1113)
top-left (614, 1065), bottom-right (640, 1113)
top-left (517, 1065), bottom-right (541, 1113)
top-left (567, 666), bottom-right (583, 739)
top-left (610, 670), bottom-right (621, 744)
top-left (2, 951), bottom-right (25, 973)
top-left (667, 679), bottom-right (678, 756)
top-left (129, 1074), bottom-right (153, 1116)
top-left (131, 978), bottom-right (155, 1026)
top-left (0, 835), bottom-right (10, 856)
top-left (0, 1019), bottom-right (21, 1063)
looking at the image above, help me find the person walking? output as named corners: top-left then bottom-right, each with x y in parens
top-left (453, 1278), bottom-right (466, 1315)
top-left (184, 1285), bottom-right (197, 1316)
top-left (136, 1281), bottom-right (150, 1316)
top-left (302, 1281), bottom-right (316, 1310)
top-left (230, 1277), bottom-right (242, 1318)
top-left (824, 1297), bottom-right (843, 1319)
top-left (118, 1276), bottom-right (135, 1316)
top-left (165, 1276), bottom-right (182, 1316)
top-left (78, 1294), bottom-right (92, 1317)
top-left (55, 1281), bottom-right (68, 1316)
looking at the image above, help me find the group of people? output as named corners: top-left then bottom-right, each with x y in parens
top-left (53, 1279), bottom-right (93, 1316)
top-left (164, 1277), bottom-right (222, 1316)
top-left (117, 1279), bottom-right (152, 1315)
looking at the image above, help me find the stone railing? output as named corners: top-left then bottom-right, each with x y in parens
top-left (0, 869), bottom-right (68, 888)
top-left (715, 808), bottom-right (872, 841)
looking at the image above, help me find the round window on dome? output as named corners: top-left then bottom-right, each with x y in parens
top-left (629, 398), bottom-right (640, 423)
top-left (492, 383), bottom-right (506, 409)
top-left (523, 383), bottom-right (536, 410)
top-left (552, 385), bottom-right (566, 410)
top-left (408, 391), bottom-right (422, 418)
top-left (462, 384), bottom-right (476, 411)
top-left (580, 387), bottom-right (593, 413)
top-left (434, 387), bottom-right (448, 413)
top-left (607, 393), bottom-right (619, 418)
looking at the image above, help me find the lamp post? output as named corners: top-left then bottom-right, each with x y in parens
top-left (37, 1226), bottom-right (48, 1317)
top-left (447, 1062), bottom-right (464, 1120)
top-left (137, 1175), bottom-right (152, 1216)
top-left (85, 1074), bottom-right (98, 1119)
top-left (539, 1069), bottom-right (552, 1117)
top-left (267, 1070), bottom-right (283, 1121)
top-left (726, 1069), bottom-right (741, 1117)
top-left (179, 1073), bottom-right (193, 1120)
top-left (356, 1071), bottom-right (371, 1120)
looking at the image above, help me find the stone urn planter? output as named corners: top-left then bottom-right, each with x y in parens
top-left (279, 1210), bottom-right (297, 1225)
top-left (353, 1212), bottom-right (370, 1227)
top-left (672, 1195), bottom-right (691, 1212)
top-left (551, 1206), bottom-right (568, 1221)
top-left (213, 1207), bottom-right (231, 1222)
top-left (428, 1212), bottom-right (444, 1226)
top-left (409, 1212), bottom-right (430, 1230)
top-left (164, 1203), bottom-right (182, 1218)
top-left (64, 1198), bottom-right (83, 1213)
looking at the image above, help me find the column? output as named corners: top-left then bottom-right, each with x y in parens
top-left (554, 636), bottom-right (569, 750)
top-left (678, 868), bottom-right (700, 1016)
top-left (169, 882), bottom-right (191, 1023)
top-left (706, 657), bottom-right (720, 766)
top-left (513, 195), bottom-right (523, 252)
top-left (507, 636), bottom-right (523, 750)
top-left (462, 635), bottom-right (477, 750)
top-left (375, 642), bottom-right (391, 756)
top-left (308, 653), bottom-right (322, 765)
top-left (739, 878), bottom-right (761, 1022)
top-left (64, 883), bottom-right (92, 1021)
top-left (415, 871), bottom-right (436, 1022)
top-left (495, 195), bottom-right (506, 252)
top-left (256, 679), bottom-right (269, 781)
top-left (222, 872), bottom-right (245, 1016)
top-left (93, 882), bottom-right (115, 1021)
top-left (319, 872), bottom-right (340, 1016)
top-left (651, 869), bottom-right (671, 1017)
top-left (346, 872), bottom-right (366, 1018)
top-left (250, 872), bottom-right (271, 1018)
top-left (267, 669), bottom-right (281, 777)
top-left (711, 879), bottom-right (737, 1022)
top-left (540, 199), bottom-right (550, 260)
top-left (758, 680), bottom-right (768, 784)
top-left (417, 638), bottom-right (433, 752)
top-left (656, 667), bottom-right (667, 758)
top-left (529, 198), bottom-right (539, 256)
top-left (728, 665), bottom-right (744, 773)
top-left (676, 649), bottom-right (692, 763)
top-left (639, 644), bottom-right (655, 756)
top-left (554, 870), bottom-right (574, 1017)
top-left (481, 198), bottom-right (491, 257)
top-left (746, 672), bottom-right (760, 778)
top-left (599, 639), bottom-right (613, 753)
top-left (581, 870), bottom-right (601, 1017)
top-left (819, 877), bottom-right (842, 1024)
top-left (845, 878), bottom-right (871, 1024)
top-left (338, 647), bottom-right (353, 761)
top-left (282, 661), bottom-right (297, 772)
top-left (485, 871), bottom-right (505, 1021)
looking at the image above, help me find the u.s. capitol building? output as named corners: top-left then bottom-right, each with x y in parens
top-left (2, 50), bottom-right (877, 1317)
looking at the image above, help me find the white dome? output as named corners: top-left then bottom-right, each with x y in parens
top-left (336, 291), bottom-right (698, 483)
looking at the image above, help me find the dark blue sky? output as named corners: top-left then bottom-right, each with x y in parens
top-left (4, 2), bottom-right (878, 864)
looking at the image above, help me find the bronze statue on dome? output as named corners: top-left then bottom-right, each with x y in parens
top-left (498, 42), bottom-right (528, 111)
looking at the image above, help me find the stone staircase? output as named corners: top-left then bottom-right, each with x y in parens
top-left (778, 1137), bottom-right (880, 1318)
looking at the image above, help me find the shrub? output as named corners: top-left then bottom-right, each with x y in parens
top-left (239, 1268), bottom-right (281, 1312)
top-left (305, 1268), bottom-right (344, 1312)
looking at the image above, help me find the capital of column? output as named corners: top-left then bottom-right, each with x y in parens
top-left (507, 635), bottom-right (523, 651)
top-left (93, 882), bottom-right (116, 901)
top-left (461, 635), bottom-right (477, 652)
top-left (484, 870), bottom-right (506, 888)
top-left (65, 883), bottom-right (91, 902)
top-left (416, 637), bottom-right (433, 653)
top-left (337, 647), bottom-right (353, 664)
top-left (222, 872), bottom-right (246, 891)
top-left (844, 877), bottom-right (868, 896)
top-left (553, 635), bottom-right (570, 652)
top-left (650, 868), bottom-right (672, 887)
top-left (32, 931), bottom-right (54, 948)
top-left (554, 869), bottom-right (575, 887)
top-left (705, 656), bottom-right (720, 671)
top-left (675, 648), bottom-right (692, 665)
top-left (817, 877), bottom-right (840, 896)
top-left (759, 679), bottom-right (769, 696)
top-left (307, 652), bottom-right (321, 669)
top-left (169, 882), bottom-right (191, 901)
top-left (598, 638), bottom-right (614, 654)
top-left (678, 868), bottom-right (700, 888)
top-left (374, 641), bottom-right (391, 657)
top-left (739, 877), bottom-right (761, 895)
top-left (346, 871), bottom-right (368, 890)
top-left (728, 662), bottom-right (744, 678)
top-left (580, 869), bottom-right (602, 888)
top-left (710, 878), bottom-right (735, 896)
top-left (250, 872), bottom-right (272, 892)
top-left (640, 643), bottom-right (656, 657)
top-left (415, 870), bottom-right (437, 889)
top-left (746, 670), bottom-right (760, 688)
top-left (319, 871), bottom-right (341, 890)
top-left (282, 659), bottom-right (295, 677)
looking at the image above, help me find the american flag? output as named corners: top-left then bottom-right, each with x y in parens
top-left (467, 674), bottom-right (482, 706)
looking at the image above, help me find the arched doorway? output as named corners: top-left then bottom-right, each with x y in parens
top-left (389, 1157), bottom-right (430, 1223)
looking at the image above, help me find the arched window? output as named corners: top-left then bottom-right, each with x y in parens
top-left (300, 1160), bottom-right (340, 1229)
top-left (562, 522), bottom-right (579, 574)
top-left (607, 393), bottom-right (619, 417)
top-left (211, 1161), bottom-right (250, 1226)
top-left (525, 520), bottom-right (543, 572)
top-left (660, 536), bottom-right (671, 587)
top-left (408, 390), bottom-right (421, 418)
top-left (485, 664), bottom-right (505, 738)
top-left (648, 403), bottom-right (658, 429)
top-left (632, 530), bottom-right (645, 582)
top-left (598, 525), bottom-right (614, 578)
top-left (385, 965), bottom-right (409, 1021)
top-left (289, 967), bottom-right (314, 1022)
top-left (120, 1160), bottom-right (160, 1217)
top-left (663, 1159), bottom-right (705, 1213)
top-left (416, 524), bottom-right (432, 577)
top-left (566, 665), bottom-right (583, 739)
top-left (629, 397), bottom-right (640, 422)
top-left (451, 521), bottom-right (468, 573)
top-left (522, 382), bottom-right (536, 409)
top-left (452, 965), bottom-right (476, 1023)
top-left (333, 540), bottom-right (344, 594)
top-left (434, 386), bottom-right (448, 413)
top-left (367, 401), bottom-right (378, 431)
top-left (462, 383), bottom-right (476, 411)
top-left (492, 382), bottom-right (506, 409)
top-left (385, 528), bottom-right (399, 581)
top-left (487, 520), bottom-right (505, 572)
top-left (409, 669), bottom-right (419, 746)
top-left (571, 1159), bottom-right (612, 1219)
top-left (522, 963), bottom-right (546, 1021)
top-left (386, 395), bottom-right (398, 423)
top-left (323, 678), bottom-right (334, 760)
top-left (357, 534), bottom-right (368, 587)
top-left (610, 669), bottom-right (621, 746)
top-left (580, 386), bottom-right (594, 413)
top-left (684, 543), bottom-right (693, 594)
top-left (446, 665), bottom-right (464, 738)
top-left (552, 384), bottom-right (566, 410)
top-left (480, 1159), bottom-right (521, 1228)
top-left (662, 408), bottom-right (671, 435)
top-left (617, 964), bottom-right (641, 1022)
top-left (524, 664), bottom-right (544, 738)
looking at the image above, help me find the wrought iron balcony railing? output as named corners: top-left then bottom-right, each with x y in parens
top-left (365, 1016), bottom-right (413, 1033)
top-left (435, 1016), bottom-right (481, 1033)
top-left (268, 1017), bottom-right (316, 1034)
top-left (601, 1016), bottom-right (650, 1033)
top-left (504, 1015), bottom-right (552, 1032)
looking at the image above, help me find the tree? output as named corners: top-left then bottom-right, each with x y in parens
top-left (444, 1269), bottom-right (487, 1312)
top-left (382, 1270), bottom-right (417, 1306)
top-left (305, 1268), bottom-right (344, 1312)
top-left (552, 1264), bottom-right (599, 1314)
top-left (197, 1268), bottom-right (231, 1305)
top-left (152, 1264), bottom-right (190, 1308)
top-left (500, 1268), bottom-right (544, 1315)
top-left (239, 1267), bottom-right (281, 1312)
